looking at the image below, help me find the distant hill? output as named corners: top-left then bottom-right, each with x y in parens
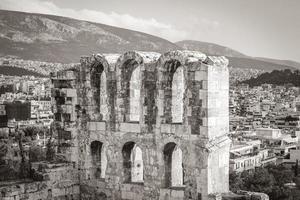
top-left (241, 69), bottom-right (300, 87)
top-left (0, 10), bottom-right (299, 72)
top-left (0, 10), bottom-right (180, 63)
top-left (255, 57), bottom-right (300, 70)
top-left (0, 65), bottom-right (45, 77)
top-left (175, 40), bottom-right (246, 58)
top-left (176, 40), bottom-right (300, 71)
top-left (226, 56), bottom-right (295, 71)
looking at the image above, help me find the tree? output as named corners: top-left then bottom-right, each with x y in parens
top-left (16, 129), bottom-right (31, 179)
top-left (0, 142), bottom-right (8, 165)
top-left (229, 171), bottom-right (245, 193)
top-left (266, 164), bottom-right (294, 187)
top-left (243, 168), bottom-right (275, 195)
top-left (230, 165), bottom-right (295, 200)
top-left (29, 145), bottom-right (45, 162)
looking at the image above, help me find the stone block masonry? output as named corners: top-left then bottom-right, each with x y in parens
top-left (49, 50), bottom-right (232, 200)
top-left (1, 50), bottom-right (233, 200)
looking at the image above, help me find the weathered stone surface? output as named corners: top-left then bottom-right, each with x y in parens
top-left (17, 50), bottom-right (234, 200)
top-left (0, 162), bottom-right (80, 200)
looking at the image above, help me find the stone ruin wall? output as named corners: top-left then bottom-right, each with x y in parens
top-left (1, 50), bottom-right (268, 200)
top-left (0, 162), bottom-right (80, 200)
top-left (52, 50), bottom-right (231, 200)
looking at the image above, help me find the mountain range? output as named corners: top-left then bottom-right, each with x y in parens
top-left (175, 40), bottom-right (300, 71)
top-left (0, 9), bottom-right (299, 71)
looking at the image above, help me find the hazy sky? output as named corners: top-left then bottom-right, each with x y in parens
top-left (0, 0), bottom-right (299, 62)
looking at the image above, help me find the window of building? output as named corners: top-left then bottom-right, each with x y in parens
top-left (90, 63), bottom-right (108, 121)
top-left (122, 142), bottom-right (143, 183)
top-left (90, 141), bottom-right (107, 179)
top-left (119, 58), bottom-right (142, 123)
top-left (171, 66), bottom-right (184, 123)
top-left (161, 60), bottom-right (185, 124)
top-left (100, 72), bottom-right (108, 121)
top-left (163, 142), bottom-right (184, 187)
top-left (129, 66), bottom-right (141, 122)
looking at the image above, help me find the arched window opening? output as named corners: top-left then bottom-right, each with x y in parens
top-left (163, 142), bottom-right (184, 187)
top-left (163, 60), bottom-right (184, 123)
top-left (90, 63), bottom-right (107, 121)
top-left (171, 146), bottom-right (183, 186)
top-left (121, 59), bottom-right (141, 122)
top-left (90, 141), bottom-right (107, 179)
top-left (131, 146), bottom-right (143, 182)
top-left (171, 66), bottom-right (184, 123)
top-left (122, 142), bottom-right (144, 183)
top-left (100, 71), bottom-right (108, 121)
top-left (129, 66), bottom-right (141, 122)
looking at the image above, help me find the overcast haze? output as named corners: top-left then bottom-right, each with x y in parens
top-left (0, 0), bottom-right (299, 62)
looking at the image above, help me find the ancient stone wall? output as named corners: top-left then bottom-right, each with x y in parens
top-left (0, 50), bottom-right (269, 200)
top-left (49, 50), bottom-right (231, 200)
top-left (0, 162), bottom-right (80, 200)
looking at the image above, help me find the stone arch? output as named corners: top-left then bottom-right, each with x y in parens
top-left (158, 58), bottom-right (184, 123)
top-left (163, 142), bottom-right (184, 187)
top-left (157, 51), bottom-right (206, 125)
top-left (116, 52), bottom-right (144, 122)
top-left (171, 146), bottom-right (183, 186)
top-left (89, 54), bottom-right (110, 121)
top-left (90, 140), bottom-right (107, 179)
top-left (116, 51), bottom-right (160, 125)
top-left (122, 141), bottom-right (144, 183)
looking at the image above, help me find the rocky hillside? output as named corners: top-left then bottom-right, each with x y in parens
top-left (176, 40), bottom-right (300, 71)
top-left (0, 10), bottom-right (180, 63)
top-left (175, 40), bottom-right (246, 58)
top-left (0, 10), bottom-right (299, 72)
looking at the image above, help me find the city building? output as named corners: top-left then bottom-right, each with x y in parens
top-left (230, 140), bottom-right (276, 173)
top-left (4, 101), bottom-right (31, 121)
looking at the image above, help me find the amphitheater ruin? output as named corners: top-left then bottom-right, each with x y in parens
top-left (0, 50), bottom-right (268, 200)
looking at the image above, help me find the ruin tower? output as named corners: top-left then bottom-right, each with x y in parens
top-left (51, 50), bottom-right (231, 200)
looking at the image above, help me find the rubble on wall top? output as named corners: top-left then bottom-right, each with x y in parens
top-left (135, 51), bottom-right (161, 64)
top-left (204, 56), bottom-right (229, 67)
top-left (66, 51), bottom-right (229, 75)
top-left (180, 50), bottom-right (207, 62)
top-left (102, 54), bottom-right (121, 65)
top-left (160, 50), bottom-right (208, 65)
top-left (91, 51), bottom-right (229, 67)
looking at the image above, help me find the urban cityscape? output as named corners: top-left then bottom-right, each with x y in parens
top-left (0, 1), bottom-right (300, 200)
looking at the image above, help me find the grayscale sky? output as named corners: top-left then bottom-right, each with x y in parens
top-left (0, 0), bottom-right (299, 62)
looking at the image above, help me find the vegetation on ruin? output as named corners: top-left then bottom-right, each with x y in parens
top-left (0, 125), bottom-right (57, 181)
